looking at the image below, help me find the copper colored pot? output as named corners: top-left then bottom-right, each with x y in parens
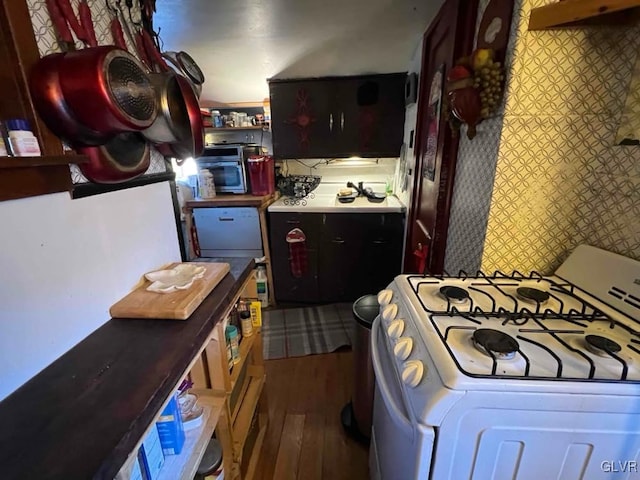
top-left (449, 87), bottom-right (482, 139)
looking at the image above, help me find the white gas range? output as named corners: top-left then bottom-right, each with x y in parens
top-left (370, 245), bottom-right (640, 480)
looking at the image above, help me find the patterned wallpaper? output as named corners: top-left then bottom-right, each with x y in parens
top-left (26, 0), bottom-right (167, 183)
top-left (445, 0), bottom-right (640, 275)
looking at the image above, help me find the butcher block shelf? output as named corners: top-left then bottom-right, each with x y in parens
top-left (0, 257), bottom-right (254, 480)
top-left (110, 262), bottom-right (231, 320)
top-left (529, 0), bottom-right (640, 29)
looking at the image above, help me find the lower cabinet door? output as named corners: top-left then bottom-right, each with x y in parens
top-left (360, 213), bottom-right (405, 294)
top-left (269, 212), bottom-right (322, 303)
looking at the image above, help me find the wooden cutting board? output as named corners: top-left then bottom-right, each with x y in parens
top-left (110, 262), bottom-right (231, 320)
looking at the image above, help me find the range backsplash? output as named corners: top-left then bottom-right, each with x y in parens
top-left (445, 0), bottom-right (640, 275)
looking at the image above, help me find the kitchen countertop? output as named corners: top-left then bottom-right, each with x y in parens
top-left (187, 191), bottom-right (279, 209)
top-left (268, 184), bottom-right (406, 213)
top-left (0, 257), bottom-right (254, 480)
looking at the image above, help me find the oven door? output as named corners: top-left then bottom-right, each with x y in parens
top-left (201, 161), bottom-right (246, 193)
top-left (370, 315), bottom-right (435, 480)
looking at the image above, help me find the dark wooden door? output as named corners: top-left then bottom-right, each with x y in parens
top-left (360, 213), bottom-right (405, 294)
top-left (404, 0), bottom-right (478, 274)
top-left (269, 80), bottom-right (333, 159)
top-left (269, 212), bottom-right (322, 303)
top-left (319, 214), bottom-right (363, 302)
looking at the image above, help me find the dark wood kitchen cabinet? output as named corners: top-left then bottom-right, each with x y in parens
top-left (269, 212), bottom-right (322, 303)
top-left (270, 212), bottom-right (404, 303)
top-left (269, 73), bottom-right (406, 160)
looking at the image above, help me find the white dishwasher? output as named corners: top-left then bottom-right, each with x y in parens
top-left (193, 207), bottom-right (263, 257)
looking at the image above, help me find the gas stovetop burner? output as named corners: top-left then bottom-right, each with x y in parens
top-left (439, 286), bottom-right (470, 304)
top-left (585, 335), bottom-right (622, 356)
top-left (472, 329), bottom-right (519, 360)
top-left (516, 287), bottom-right (550, 304)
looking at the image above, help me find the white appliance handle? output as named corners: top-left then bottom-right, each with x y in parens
top-left (371, 315), bottom-right (414, 434)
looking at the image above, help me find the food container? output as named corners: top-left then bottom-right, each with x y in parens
top-left (247, 155), bottom-right (275, 196)
top-left (226, 325), bottom-right (240, 364)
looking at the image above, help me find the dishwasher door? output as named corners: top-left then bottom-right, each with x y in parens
top-left (193, 207), bottom-right (263, 257)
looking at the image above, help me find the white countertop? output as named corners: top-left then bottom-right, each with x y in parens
top-left (268, 183), bottom-right (406, 213)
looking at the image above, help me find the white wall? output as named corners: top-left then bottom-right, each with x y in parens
top-left (395, 40), bottom-right (424, 209)
top-left (0, 183), bottom-right (181, 400)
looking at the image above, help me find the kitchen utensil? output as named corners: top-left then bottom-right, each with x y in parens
top-left (59, 46), bottom-right (157, 134)
top-left (142, 72), bottom-right (190, 143)
top-left (109, 262), bottom-right (231, 320)
top-left (162, 50), bottom-right (205, 97)
top-left (29, 53), bottom-right (109, 145)
top-left (337, 193), bottom-right (357, 203)
top-left (155, 74), bottom-right (204, 160)
top-left (76, 131), bottom-right (150, 183)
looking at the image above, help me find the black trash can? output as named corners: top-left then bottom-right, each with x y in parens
top-left (341, 294), bottom-right (378, 443)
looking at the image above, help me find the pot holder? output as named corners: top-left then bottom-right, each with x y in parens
top-left (286, 228), bottom-right (308, 278)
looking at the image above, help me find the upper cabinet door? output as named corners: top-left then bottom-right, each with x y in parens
top-left (269, 74), bottom-right (406, 159)
top-left (269, 80), bottom-right (333, 159)
top-left (343, 74), bottom-right (407, 158)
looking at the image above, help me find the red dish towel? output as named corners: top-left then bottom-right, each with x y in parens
top-left (286, 228), bottom-right (308, 278)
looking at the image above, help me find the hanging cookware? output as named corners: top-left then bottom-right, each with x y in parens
top-left (29, 52), bottom-right (109, 146)
top-left (31, 0), bottom-right (153, 183)
top-left (142, 72), bottom-right (190, 143)
top-left (162, 51), bottom-right (204, 97)
top-left (77, 132), bottom-right (150, 183)
top-left (139, 31), bottom-right (203, 159)
top-left (58, 46), bottom-right (157, 134)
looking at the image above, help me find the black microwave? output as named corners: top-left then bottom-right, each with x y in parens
top-left (195, 144), bottom-right (263, 194)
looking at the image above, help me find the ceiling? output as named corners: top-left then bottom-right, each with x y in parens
top-left (154, 0), bottom-right (442, 105)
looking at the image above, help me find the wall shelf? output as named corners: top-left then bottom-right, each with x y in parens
top-left (205, 127), bottom-right (269, 132)
top-left (529, 0), bottom-right (640, 30)
top-left (0, 155), bottom-right (87, 169)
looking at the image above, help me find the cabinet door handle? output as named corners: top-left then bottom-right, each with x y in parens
top-left (329, 113), bottom-right (333, 132)
top-left (340, 112), bottom-right (345, 132)
top-left (286, 220), bottom-right (300, 224)
top-left (332, 238), bottom-right (345, 244)
top-left (218, 217), bottom-right (234, 222)
top-left (373, 240), bottom-right (387, 244)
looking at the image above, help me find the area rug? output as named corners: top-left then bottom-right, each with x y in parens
top-left (262, 303), bottom-right (355, 360)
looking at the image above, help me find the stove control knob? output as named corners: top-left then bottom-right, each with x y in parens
top-left (387, 319), bottom-right (405, 339)
top-left (377, 289), bottom-right (393, 306)
top-left (402, 360), bottom-right (424, 388)
top-left (394, 337), bottom-right (413, 361)
top-left (382, 304), bottom-right (398, 323)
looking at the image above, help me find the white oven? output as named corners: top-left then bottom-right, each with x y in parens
top-left (370, 245), bottom-right (640, 479)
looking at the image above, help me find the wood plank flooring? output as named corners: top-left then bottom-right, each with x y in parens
top-left (254, 351), bottom-right (369, 480)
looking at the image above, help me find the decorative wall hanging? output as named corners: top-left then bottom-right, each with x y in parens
top-left (445, 48), bottom-right (505, 139)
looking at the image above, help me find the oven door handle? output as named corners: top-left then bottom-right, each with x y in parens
top-left (371, 315), bottom-right (414, 434)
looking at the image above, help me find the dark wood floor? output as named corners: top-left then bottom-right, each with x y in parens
top-left (254, 351), bottom-right (370, 480)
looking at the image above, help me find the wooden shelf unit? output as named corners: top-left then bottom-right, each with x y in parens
top-left (529, 0), bottom-right (640, 29)
top-left (187, 273), bottom-right (268, 480)
top-left (0, 0), bottom-right (84, 202)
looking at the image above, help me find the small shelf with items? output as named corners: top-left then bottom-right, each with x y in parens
top-left (528, 0), bottom-right (640, 30)
top-left (188, 272), bottom-right (267, 480)
top-left (157, 389), bottom-right (226, 480)
top-left (206, 126), bottom-right (269, 132)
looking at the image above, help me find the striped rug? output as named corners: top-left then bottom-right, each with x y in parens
top-left (262, 303), bottom-right (355, 360)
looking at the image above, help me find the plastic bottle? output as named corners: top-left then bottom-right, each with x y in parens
top-left (256, 266), bottom-right (269, 306)
top-left (240, 310), bottom-right (253, 337)
top-left (226, 325), bottom-right (240, 365)
top-left (6, 119), bottom-right (41, 156)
